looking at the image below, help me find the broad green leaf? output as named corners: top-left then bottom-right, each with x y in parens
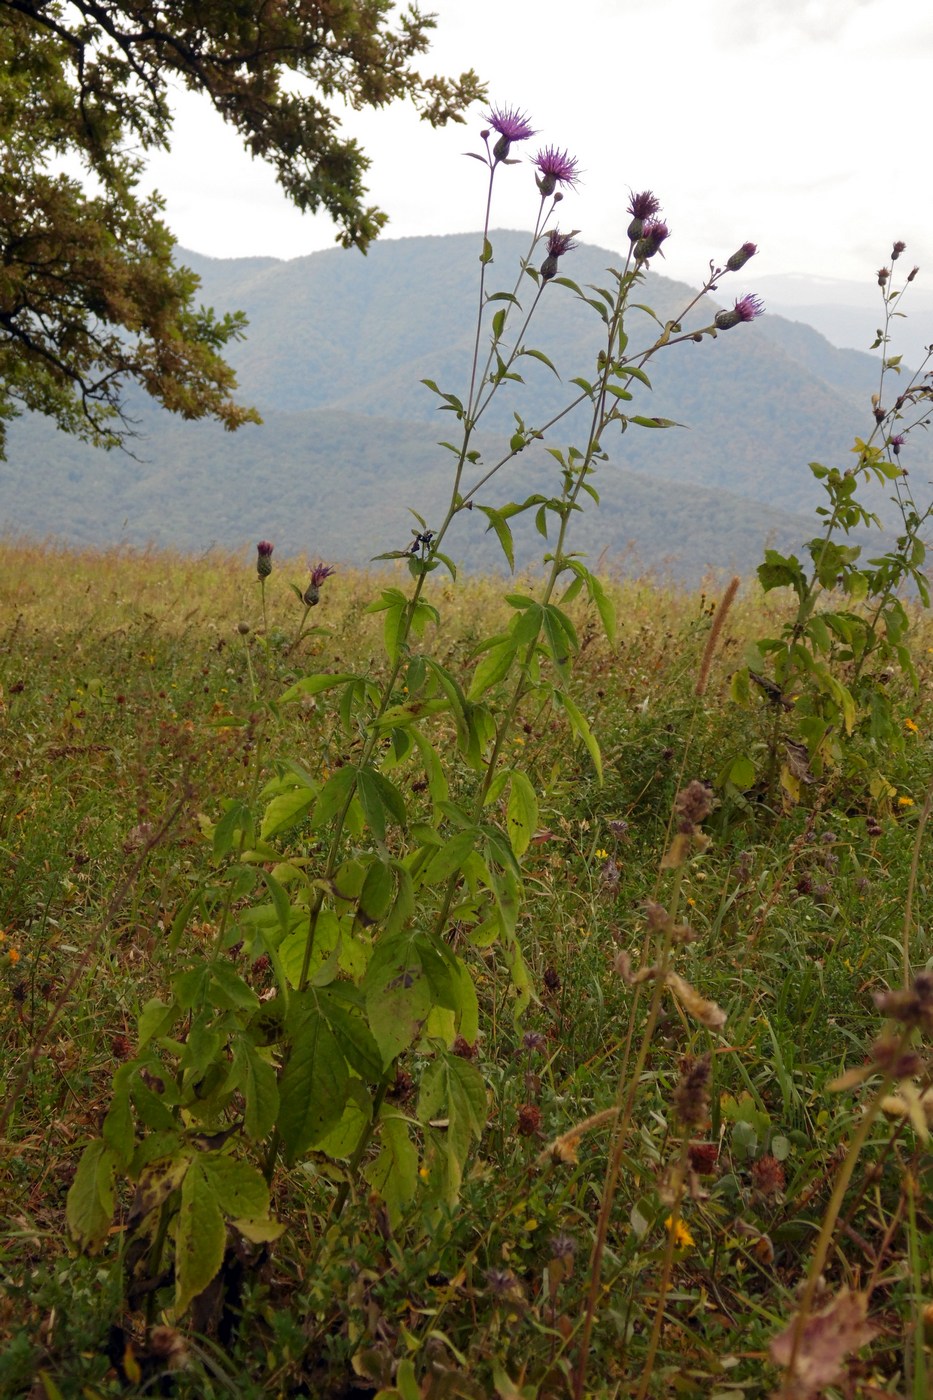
top-left (314, 1078), bottom-right (371, 1159)
top-left (312, 766), bottom-right (358, 829)
top-left (553, 690), bottom-right (603, 783)
top-left (278, 912), bottom-right (339, 989)
top-left (66, 1139), bottom-right (117, 1252)
top-left (506, 772), bottom-right (538, 858)
top-left (277, 1004), bottom-right (348, 1163)
top-left (102, 1063), bottom-right (136, 1167)
top-left (364, 933), bottom-right (433, 1064)
top-left (213, 800), bottom-right (253, 860)
top-left (176, 1159), bottom-right (226, 1315)
top-left (362, 1110), bottom-right (418, 1227)
top-left (280, 672), bottom-right (356, 703)
top-left (236, 1040), bottom-right (279, 1141)
top-left (260, 786), bottom-right (316, 841)
top-left (467, 639), bottom-right (518, 701)
top-left (200, 1154), bottom-right (270, 1220)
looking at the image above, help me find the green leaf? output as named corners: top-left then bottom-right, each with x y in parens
top-left (175, 1159), bottom-right (226, 1315)
top-left (312, 766), bottom-right (358, 829)
top-left (199, 1153), bottom-right (270, 1219)
top-left (362, 1111), bottom-right (418, 1227)
top-left (317, 987), bottom-right (384, 1081)
top-left (66, 1139), bottom-right (117, 1252)
top-left (209, 961), bottom-right (260, 1012)
top-left (260, 786), bottom-right (316, 841)
top-left (467, 639), bottom-right (518, 701)
top-left (519, 346), bottom-right (560, 378)
top-left (364, 933), bottom-right (433, 1063)
top-left (277, 1002), bottom-right (349, 1163)
top-left (280, 673), bottom-right (356, 703)
top-left (553, 690), bottom-right (603, 783)
top-left (213, 800), bottom-right (253, 860)
top-left (315, 1078), bottom-right (372, 1159)
top-left (236, 1040), bottom-right (279, 1141)
top-left (506, 772), bottom-right (538, 859)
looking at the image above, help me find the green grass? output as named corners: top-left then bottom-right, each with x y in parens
top-left (1, 538), bottom-right (932, 1398)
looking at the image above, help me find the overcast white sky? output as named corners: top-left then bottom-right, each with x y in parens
top-left (144, 0), bottom-right (932, 289)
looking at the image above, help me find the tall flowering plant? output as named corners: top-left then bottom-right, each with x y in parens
top-left (67, 104), bottom-right (762, 1325)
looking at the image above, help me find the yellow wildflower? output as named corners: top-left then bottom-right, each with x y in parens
top-left (595, 848), bottom-right (608, 859)
top-left (898, 796), bottom-right (915, 808)
top-left (665, 1215), bottom-right (694, 1248)
top-left (8, 948), bottom-right (20, 965)
top-left (904, 717), bottom-right (919, 733)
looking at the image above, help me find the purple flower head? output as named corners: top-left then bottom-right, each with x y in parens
top-left (726, 241), bottom-right (758, 272)
top-left (532, 145), bottom-right (579, 197)
top-left (714, 293), bottom-right (765, 330)
top-left (540, 227), bottom-right (579, 281)
top-left (484, 104), bottom-right (536, 163)
top-left (892, 240), bottom-right (907, 261)
top-left (303, 561), bottom-right (335, 607)
top-left (256, 540), bottom-right (274, 579)
top-left (891, 432), bottom-right (906, 456)
top-left (627, 190), bottom-right (661, 241)
top-left (633, 219), bottom-right (670, 262)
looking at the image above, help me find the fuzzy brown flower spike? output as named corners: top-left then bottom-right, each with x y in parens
top-left (662, 780), bottom-right (715, 868)
top-left (672, 1053), bottom-right (711, 1128)
top-left (874, 971), bottom-right (933, 1032)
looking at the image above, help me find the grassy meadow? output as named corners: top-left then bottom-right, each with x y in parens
top-left (1, 537), bottom-right (932, 1398)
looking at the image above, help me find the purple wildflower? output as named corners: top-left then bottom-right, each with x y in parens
top-left (532, 145), bottom-right (579, 197)
top-left (256, 540), bottom-right (274, 579)
top-left (891, 433), bottom-right (906, 455)
top-left (714, 293), bottom-right (765, 330)
top-left (540, 228), bottom-right (578, 281)
top-left (726, 242), bottom-right (758, 272)
top-left (633, 219), bottom-right (670, 262)
top-left (892, 240), bottom-right (907, 260)
top-left (303, 561), bottom-right (335, 607)
top-left (484, 104), bottom-right (536, 163)
top-left (626, 190), bottom-right (661, 241)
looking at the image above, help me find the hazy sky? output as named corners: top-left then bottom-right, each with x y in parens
top-left (144, 0), bottom-right (932, 289)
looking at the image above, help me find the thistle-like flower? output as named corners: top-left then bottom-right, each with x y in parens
top-left (726, 241), bottom-right (758, 272)
top-left (256, 540), bottom-right (274, 579)
top-left (633, 219), bottom-right (670, 262)
top-left (484, 104), bottom-right (536, 163)
top-left (626, 190), bottom-right (661, 241)
top-left (891, 433), bottom-right (906, 455)
top-left (714, 293), bottom-right (765, 330)
top-left (540, 228), bottom-right (578, 281)
top-left (532, 145), bottom-right (579, 197)
top-left (303, 561), bottom-right (336, 607)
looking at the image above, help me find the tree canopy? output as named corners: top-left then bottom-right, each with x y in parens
top-left (0, 1), bottom-right (484, 453)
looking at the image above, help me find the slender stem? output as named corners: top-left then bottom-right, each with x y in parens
top-left (782, 1059), bottom-right (903, 1386)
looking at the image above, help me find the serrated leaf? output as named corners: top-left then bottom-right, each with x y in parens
top-left (277, 1006), bottom-right (348, 1164)
top-left (236, 1040), bottom-right (279, 1141)
top-left (175, 1159), bottom-right (226, 1315)
top-left (362, 1111), bottom-right (418, 1227)
top-left (200, 1154), bottom-right (270, 1219)
top-left (364, 934), bottom-right (432, 1063)
top-left (66, 1139), bottom-right (117, 1252)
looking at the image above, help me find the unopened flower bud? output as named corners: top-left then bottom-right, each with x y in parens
top-left (726, 242), bottom-right (757, 272)
top-left (256, 540), bottom-right (274, 578)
